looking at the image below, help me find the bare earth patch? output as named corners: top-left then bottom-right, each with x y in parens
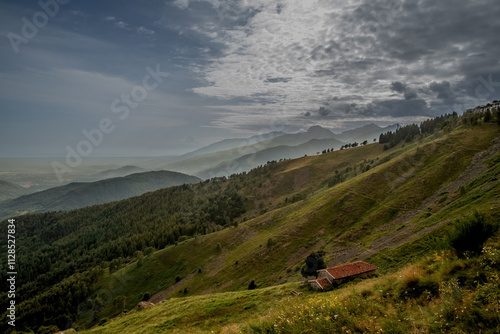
top-left (359, 135), bottom-right (500, 260)
top-left (148, 272), bottom-right (196, 304)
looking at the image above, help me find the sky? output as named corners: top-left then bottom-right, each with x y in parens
top-left (0, 0), bottom-right (499, 157)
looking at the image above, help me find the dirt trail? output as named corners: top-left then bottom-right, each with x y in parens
top-left (357, 135), bottom-right (500, 260)
top-left (149, 136), bottom-right (500, 302)
top-left (148, 272), bottom-right (196, 304)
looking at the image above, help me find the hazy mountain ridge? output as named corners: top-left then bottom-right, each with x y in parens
top-left (0, 180), bottom-right (30, 202)
top-left (198, 137), bottom-right (345, 178)
top-left (0, 170), bottom-right (200, 219)
top-left (177, 131), bottom-right (286, 159)
top-left (148, 127), bottom-right (333, 175)
top-left (335, 123), bottom-right (399, 143)
top-left (90, 165), bottom-right (146, 181)
top-left (157, 124), bottom-right (392, 177)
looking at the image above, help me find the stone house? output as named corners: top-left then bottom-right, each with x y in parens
top-left (308, 261), bottom-right (378, 290)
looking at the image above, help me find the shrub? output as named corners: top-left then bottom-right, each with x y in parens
top-left (248, 280), bottom-right (257, 290)
top-left (37, 325), bottom-right (60, 334)
top-left (400, 265), bottom-right (424, 287)
top-left (448, 212), bottom-right (496, 257)
top-left (301, 250), bottom-right (326, 278)
top-left (113, 295), bottom-right (126, 311)
top-left (397, 265), bottom-right (440, 300)
top-left (178, 235), bottom-right (189, 242)
top-left (267, 238), bottom-right (275, 247)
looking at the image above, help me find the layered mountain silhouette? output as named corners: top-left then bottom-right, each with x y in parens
top-left (90, 165), bottom-right (146, 181)
top-left (0, 124), bottom-right (397, 219)
top-left (0, 180), bottom-right (29, 202)
top-left (335, 123), bottom-right (399, 143)
top-left (147, 124), bottom-right (398, 177)
top-left (0, 171), bottom-right (200, 220)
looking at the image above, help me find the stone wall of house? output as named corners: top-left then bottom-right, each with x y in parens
top-left (318, 271), bottom-right (332, 281)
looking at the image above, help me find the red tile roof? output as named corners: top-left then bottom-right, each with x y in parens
top-left (322, 261), bottom-right (378, 280)
top-left (310, 278), bottom-right (332, 289)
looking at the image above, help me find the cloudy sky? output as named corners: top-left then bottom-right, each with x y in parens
top-left (1, 0), bottom-right (499, 157)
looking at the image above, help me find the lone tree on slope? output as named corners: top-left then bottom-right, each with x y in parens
top-left (301, 250), bottom-right (326, 278)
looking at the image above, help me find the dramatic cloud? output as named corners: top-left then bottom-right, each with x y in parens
top-left (391, 82), bottom-right (418, 100)
top-left (391, 82), bottom-right (407, 94)
top-left (318, 107), bottom-right (331, 117)
top-left (429, 81), bottom-right (456, 103)
top-left (404, 88), bottom-right (418, 100)
top-left (184, 0), bottom-right (500, 131)
top-left (1, 0), bottom-right (499, 156)
top-left (361, 99), bottom-right (429, 118)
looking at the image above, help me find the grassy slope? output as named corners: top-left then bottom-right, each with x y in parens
top-left (84, 283), bottom-right (308, 334)
top-left (83, 235), bottom-right (500, 333)
top-left (81, 124), bottom-right (500, 332)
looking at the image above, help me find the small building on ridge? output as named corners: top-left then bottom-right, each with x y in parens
top-left (308, 261), bottom-right (378, 290)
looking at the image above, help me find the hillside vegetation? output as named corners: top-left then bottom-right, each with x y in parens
top-left (1, 105), bottom-right (500, 333)
top-left (82, 235), bottom-right (500, 333)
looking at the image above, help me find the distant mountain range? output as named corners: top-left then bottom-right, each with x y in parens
top-left (334, 123), bottom-right (399, 143)
top-left (145, 124), bottom-right (398, 178)
top-left (177, 131), bottom-right (286, 159)
top-left (0, 180), bottom-right (30, 202)
top-left (90, 165), bottom-right (146, 180)
top-left (0, 123), bottom-right (397, 217)
top-left (199, 137), bottom-right (345, 178)
top-left (0, 170), bottom-right (201, 220)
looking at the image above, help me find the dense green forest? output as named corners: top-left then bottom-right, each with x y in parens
top-left (0, 180), bottom-right (246, 332)
top-left (0, 155), bottom-right (321, 332)
top-left (1, 102), bottom-right (499, 333)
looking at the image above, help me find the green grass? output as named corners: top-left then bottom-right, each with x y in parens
top-left (83, 235), bottom-right (500, 333)
top-left (245, 236), bottom-right (500, 334)
top-left (83, 283), bottom-right (309, 334)
top-left (77, 124), bottom-right (500, 331)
